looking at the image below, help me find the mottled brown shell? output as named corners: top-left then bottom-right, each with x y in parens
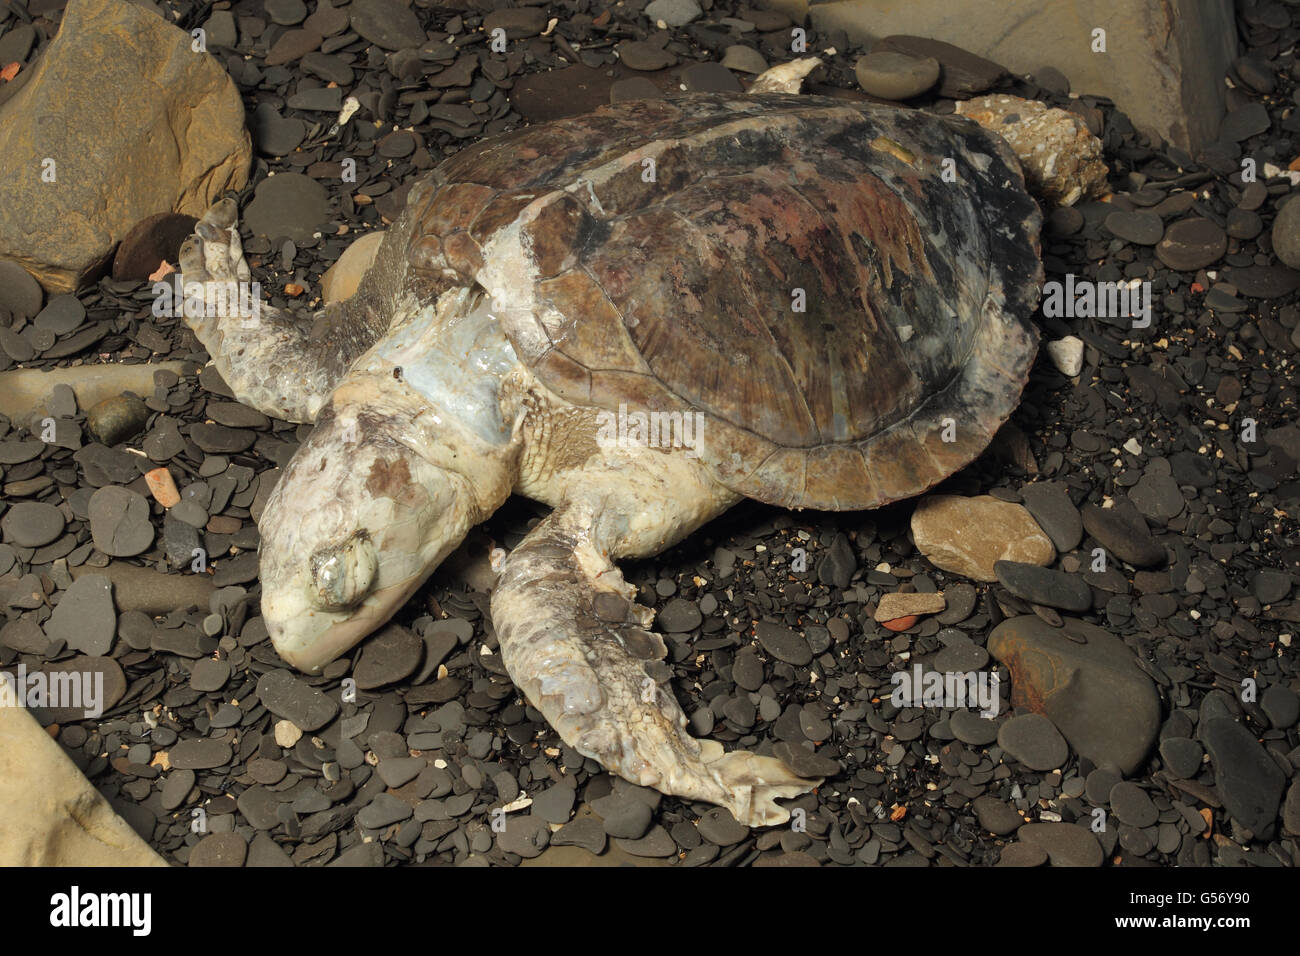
top-left (399, 94), bottom-right (1042, 510)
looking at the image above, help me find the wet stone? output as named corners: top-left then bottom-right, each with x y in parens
top-left (349, 0), bottom-right (425, 50)
top-left (854, 51), bottom-right (941, 100)
top-left (997, 842), bottom-right (1048, 867)
top-left (681, 62), bottom-right (743, 93)
top-left (618, 41), bottom-right (676, 71)
top-left (550, 816), bottom-right (604, 854)
top-left (658, 597), bottom-right (702, 633)
top-left (189, 832), bottom-right (246, 866)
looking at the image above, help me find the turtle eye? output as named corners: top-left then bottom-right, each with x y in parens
top-left (310, 533), bottom-right (378, 609)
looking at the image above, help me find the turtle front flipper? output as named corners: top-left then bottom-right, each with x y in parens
top-left (176, 199), bottom-right (401, 423)
top-left (491, 497), bottom-right (821, 827)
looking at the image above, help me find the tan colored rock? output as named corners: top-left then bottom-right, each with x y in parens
top-left (808, 0), bottom-right (1235, 152)
top-left (0, 361), bottom-right (197, 420)
top-left (321, 230), bottom-right (386, 305)
top-left (874, 591), bottom-right (946, 622)
top-left (911, 494), bottom-right (1055, 582)
top-left (0, 697), bottom-right (168, 865)
top-left (956, 95), bottom-right (1107, 206)
top-left (0, 0), bottom-right (251, 292)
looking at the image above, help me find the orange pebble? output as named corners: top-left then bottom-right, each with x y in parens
top-left (145, 467), bottom-right (180, 507)
top-left (148, 260), bottom-right (174, 282)
top-left (0, 62), bottom-right (20, 82)
top-left (882, 615), bottom-right (918, 632)
top-left (284, 282), bottom-right (306, 296)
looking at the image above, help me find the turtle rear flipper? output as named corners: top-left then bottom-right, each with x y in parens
top-left (177, 198), bottom-right (406, 423)
top-left (491, 471), bottom-right (820, 827)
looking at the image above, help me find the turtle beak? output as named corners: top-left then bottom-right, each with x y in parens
top-left (268, 577), bottom-right (424, 674)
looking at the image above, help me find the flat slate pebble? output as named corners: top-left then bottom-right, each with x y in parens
top-left (772, 740), bottom-right (839, 777)
top-left (1108, 781), bottom-right (1157, 827)
top-left (2, 501), bottom-right (66, 548)
top-left (1018, 822), bottom-right (1103, 866)
top-left (497, 814), bottom-right (550, 858)
top-left (998, 713), bottom-right (1069, 771)
top-left (189, 832), bottom-right (246, 866)
top-left (1155, 217), bottom-right (1227, 271)
top-left (256, 669), bottom-right (339, 731)
top-left (973, 795), bottom-right (1024, 835)
top-left (754, 621), bottom-right (811, 665)
top-left (657, 597), bottom-right (702, 633)
top-left (190, 657), bottom-right (231, 692)
top-left (46, 574), bottom-right (115, 655)
top-left (950, 709), bottom-right (1000, 746)
top-left (353, 623), bottom-right (422, 688)
top-left (89, 486), bottom-right (155, 557)
top-left (1105, 210), bottom-right (1164, 245)
top-left (169, 738), bottom-right (233, 770)
top-left (696, 807), bottom-right (749, 846)
top-left (591, 793), bottom-right (653, 839)
top-left (1159, 736), bottom-right (1203, 778)
top-left (994, 561), bottom-right (1092, 612)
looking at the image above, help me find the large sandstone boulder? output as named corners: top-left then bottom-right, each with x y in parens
top-left (808, 0), bottom-right (1235, 151)
top-left (0, 0), bottom-right (251, 293)
top-left (0, 694), bottom-right (167, 865)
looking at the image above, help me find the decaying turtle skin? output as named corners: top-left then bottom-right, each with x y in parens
top-left (178, 68), bottom-right (1045, 826)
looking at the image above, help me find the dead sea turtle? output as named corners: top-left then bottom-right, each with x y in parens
top-left (178, 61), bottom-right (1043, 825)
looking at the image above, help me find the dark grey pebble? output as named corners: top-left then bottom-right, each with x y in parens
top-left (754, 621), bottom-right (811, 665)
top-left (772, 740), bottom-right (840, 777)
top-left (1080, 501), bottom-right (1164, 567)
top-left (1108, 781), bottom-right (1157, 827)
top-left (696, 807), bottom-right (749, 846)
top-left (972, 795), bottom-right (1024, 835)
top-left (256, 669), bottom-right (339, 731)
top-left (2, 501), bottom-right (66, 548)
top-left (88, 486), bottom-right (155, 557)
top-left (551, 816), bottom-right (606, 854)
top-left (1019, 482), bottom-right (1082, 552)
top-left (169, 737), bottom-right (233, 770)
top-left (995, 561), bottom-right (1091, 612)
top-left (1017, 822), bottom-right (1103, 866)
top-left (190, 657), bottom-right (231, 692)
top-left (1159, 736), bottom-right (1203, 778)
top-left (353, 623), bottom-right (422, 688)
top-left (357, 792), bottom-right (412, 828)
top-left (998, 713), bottom-right (1069, 771)
top-left (1201, 717), bottom-right (1286, 838)
top-left (591, 793), bottom-right (653, 839)
top-left (46, 574), bottom-right (115, 655)
top-left (950, 709), bottom-right (1000, 746)
top-left (658, 597), bottom-right (702, 633)
top-left (496, 814), bottom-right (550, 858)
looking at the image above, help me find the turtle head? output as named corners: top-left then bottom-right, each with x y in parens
top-left (258, 407), bottom-right (475, 673)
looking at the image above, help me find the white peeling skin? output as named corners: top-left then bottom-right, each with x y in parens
top-left (493, 429), bottom-right (822, 826)
top-left (261, 295), bottom-right (522, 674)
